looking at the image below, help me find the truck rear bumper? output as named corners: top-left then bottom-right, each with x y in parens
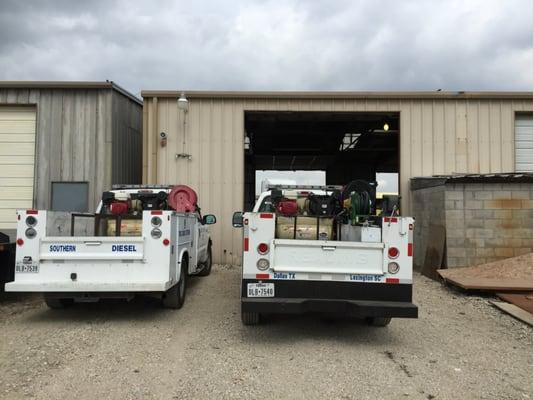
top-left (242, 298), bottom-right (418, 318)
top-left (5, 280), bottom-right (172, 293)
top-left (241, 279), bottom-right (418, 318)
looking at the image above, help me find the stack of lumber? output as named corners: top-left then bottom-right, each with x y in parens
top-left (437, 253), bottom-right (533, 326)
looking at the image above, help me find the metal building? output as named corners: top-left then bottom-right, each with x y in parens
top-left (141, 90), bottom-right (533, 264)
top-left (0, 81), bottom-right (143, 240)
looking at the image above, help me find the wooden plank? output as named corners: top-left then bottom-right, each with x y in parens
top-left (489, 300), bottom-right (533, 326)
top-left (438, 275), bottom-right (533, 291)
top-left (496, 293), bottom-right (533, 313)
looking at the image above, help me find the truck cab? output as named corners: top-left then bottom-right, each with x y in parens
top-left (233, 183), bottom-right (418, 326)
top-left (6, 185), bottom-right (216, 309)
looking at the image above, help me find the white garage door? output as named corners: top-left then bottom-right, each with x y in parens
top-left (0, 107), bottom-right (36, 231)
top-left (515, 114), bottom-right (533, 172)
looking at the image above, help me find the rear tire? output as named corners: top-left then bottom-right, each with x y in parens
top-left (162, 259), bottom-right (187, 309)
top-left (44, 296), bottom-right (73, 309)
top-left (198, 245), bottom-right (212, 277)
top-left (366, 317), bottom-right (392, 327)
top-left (241, 311), bottom-right (260, 325)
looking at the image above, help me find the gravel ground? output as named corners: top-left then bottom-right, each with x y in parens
top-left (0, 265), bottom-right (531, 400)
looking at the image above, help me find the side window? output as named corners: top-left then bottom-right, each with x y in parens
top-left (258, 196), bottom-right (275, 212)
top-left (51, 182), bottom-right (89, 212)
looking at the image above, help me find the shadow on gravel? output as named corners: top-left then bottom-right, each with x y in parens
top-left (22, 276), bottom-right (204, 324)
top-left (240, 314), bottom-right (401, 346)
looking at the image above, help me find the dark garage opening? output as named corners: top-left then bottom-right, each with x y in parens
top-left (244, 111), bottom-right (400, 211)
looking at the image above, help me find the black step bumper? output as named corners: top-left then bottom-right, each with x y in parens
top-left (241, 279), bottom-right (418, 318)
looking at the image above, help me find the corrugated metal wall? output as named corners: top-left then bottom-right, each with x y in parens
top-left (0, 87), bottom-right (142, 212)
top-left (142, 95), bottom-right (533, 265)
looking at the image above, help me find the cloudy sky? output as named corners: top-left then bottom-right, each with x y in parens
top-left (1, 0), bottom-right (532, 95)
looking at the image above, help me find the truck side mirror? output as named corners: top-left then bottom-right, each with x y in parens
top-left (232, 211), bottom-right (243, 228)
top-left (202, 214), bottom-right (217, 225)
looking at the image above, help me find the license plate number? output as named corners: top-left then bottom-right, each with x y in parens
top-left (247, 283), bottom-right (274, 297)
top-left (15, 263), bottom-right (39, 273)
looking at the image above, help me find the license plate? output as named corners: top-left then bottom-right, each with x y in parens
top-left (15, 263), bottom-right (39, 273)
top-left (247, 283), bottom-right (274, 297)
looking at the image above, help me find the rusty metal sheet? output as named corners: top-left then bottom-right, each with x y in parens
top-left (497, 293), bottom-right (533, 313)
top-left (438, 253), bottom-right (533, 291)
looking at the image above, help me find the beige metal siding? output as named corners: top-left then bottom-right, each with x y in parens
top-left (0, 106), bottom-right (36, 230)
top-left (142, 95), bottom-right (533, 264)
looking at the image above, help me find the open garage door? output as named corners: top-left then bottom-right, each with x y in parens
top-left (0, 107), bottom-right (36, 235)
top-left (244, 111), bottom-right (399, 211)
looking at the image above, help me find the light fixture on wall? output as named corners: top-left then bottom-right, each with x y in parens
top-left (244, 136), bottom-right (250, 150)
top-left (383, 122), bottom-right (390, 132)
top-left (178, 92), bottom-right (189, 112)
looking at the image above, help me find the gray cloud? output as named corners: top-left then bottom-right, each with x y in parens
top-left (0, 0), bottom-right (532, 95)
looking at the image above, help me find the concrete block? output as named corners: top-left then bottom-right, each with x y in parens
top-left (445, 191), bottom-right (464, 201)
top-left (465, 200), bottom-right (483, 209)
top-left (447, 247), bottom-right (466, 257)
top-left (511, 191), bottom-right (530, 200)
top-left (467, 228), bottom-right (493, 238)
top-left (464, 191), bottom-right (475, 200)
top-left (446, 210), bottom-right (464, 220)
top-left (466, 219), bottom-right (484, 228)
top-left (484, 219), bottom-right (503, 229)
top-left (473, 210), bottom-right (493, 219)
top-left (477, 248), bottom-right (494, 257)
top-left (494, 248), bottom-right (514, 257)
top-left (465, 238), bottom-right (485, 247)
top-left (513, 228), bottom-right (532, 238)
top-left (447, 228), bottom-right (466, 238)
top-left (514, 248), bottom-right (532, 256)
top-left (444, 200), bottom-right (455, 209)
top-left (484, 238), bottom-right (505, 247)
top-left (492, 210), bottom-right (513, 219)
top-left (475, 191), bottom-right (493, 200)
top-left (521, 200), bottom-right (533, 209)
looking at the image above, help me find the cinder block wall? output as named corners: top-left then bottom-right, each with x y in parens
top-left (412, 181), bottom-right (533, 269)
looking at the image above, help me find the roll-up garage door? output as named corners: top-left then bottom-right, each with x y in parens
top-left (515, 114), bottom-right (533, 172)
top-left (0, 107), bottom-right (36, 231)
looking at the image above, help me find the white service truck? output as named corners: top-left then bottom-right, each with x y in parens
top-left (6, 185), bottom-right (216, 309)
top-left (233, 182), bottom-right (418, 326)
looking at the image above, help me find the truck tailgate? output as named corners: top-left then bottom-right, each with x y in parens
top-left (40, 237), bottom-right (144, 261)
top-left (272, 239), bottom-right (384, 275)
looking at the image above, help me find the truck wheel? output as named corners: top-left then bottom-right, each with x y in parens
top-left (366, 317), bottom-right (392, 327)
top-left (198, 245), bottom-right (212, 276)
top-left (241, 311), bottom-right (260, 325)
top-left (162, 260), bottom-right (187, 309)
top-left (44, 296), bottom-right (73, 309)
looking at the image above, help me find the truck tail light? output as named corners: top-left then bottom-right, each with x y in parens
top-left (25, 228), bottom-right (37, 239)
top-left (26, 210), bottom-right (38, 215)
top-left (151, 228), bottom-right (162, 239)
top-left (388, 247), bottom-right (399, 259)
top-left (162, 238), bottom-right (170, 246)
top-left (257, 243), bottom-right (269, 255)
top-left (256, 258), bottom-right (269, 270)
top-left (26, 215), bottom-right (38, 227)
top-left (388, 262), bottom-right (400, 274)
top-left (16, 238), bottom-right (24, 246)
top-left (151, 210), bottom-right (163, 215)
top-left (151, 216), bottom-right (162, 227)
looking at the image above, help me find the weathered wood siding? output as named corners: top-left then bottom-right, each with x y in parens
top-left (111, 91), bottom-right (143, 185)
top-left (0, 87), bottom-right (142, 212)
top-left (143, 95), bottom-right (533, 265)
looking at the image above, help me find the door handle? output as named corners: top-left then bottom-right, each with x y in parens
top-left (321, 246), bottom-right (336, 251)
top-left (84, 241), bottom-right (102, 246)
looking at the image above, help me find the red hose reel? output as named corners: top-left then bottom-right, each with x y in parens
top-left (168, 185), bottom-right (198, 213)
